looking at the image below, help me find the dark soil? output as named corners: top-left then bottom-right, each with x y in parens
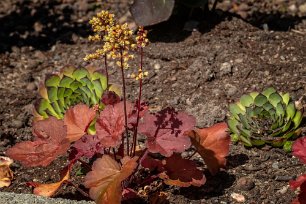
top-left (1, 0), bottom-right (306, 203)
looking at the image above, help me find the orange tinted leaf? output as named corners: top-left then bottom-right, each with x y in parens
top-left (0, 156), bottom-right (14, 188)
top-left (28, 165), bottom-right (70, 197)
top-left (159, 154), bottom-right (205, 187)
top-left (84, 155), bottom-right (138, 204)
top-left (187, 122), bottom-right (230, 175)
top-left (6, 117), bottom-right (70, 167)
top-left (96, 102), bottom-right (133, 148)
top-left (64, 104), bottom-right (96, 142)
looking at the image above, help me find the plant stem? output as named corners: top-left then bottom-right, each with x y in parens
top-left (131, 47), bottom-right (144, 157)
top-left (120, 49), bottom-right (129, 156)
top-left (104, 54), bottom-right (109, 87)
top-left (65, 180), bottom-right (89, 198)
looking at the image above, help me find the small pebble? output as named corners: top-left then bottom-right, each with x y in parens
top-left (231, 193), bottom-right (245, 203)
top-left (11, 119), bottom-right (23, 128)
top-left (272, 162), bottom-right (279, 169)
top-left (154, 63), bottom-right (161, 70)
top-left (235, 177), bottom-right (255, 191)
top-left (220, 62), bottom-right (232, 75)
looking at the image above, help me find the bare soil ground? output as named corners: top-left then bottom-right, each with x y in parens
top-left (0, 0), bottom-right (306, 203)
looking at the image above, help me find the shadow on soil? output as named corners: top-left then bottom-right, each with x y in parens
top-left (0, 1), bottom-right (91, 53)
top-left (177, 170), bottom-right (235, 200)
top-left (147, 8), bottom-right (306, 43)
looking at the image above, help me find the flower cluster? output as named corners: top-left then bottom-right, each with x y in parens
top-left (136, 26), bottom-right (149, 48)
top-left (84, 11), bottom-right (136, 69)
top-left (130, 68), bottom-right (148, 80)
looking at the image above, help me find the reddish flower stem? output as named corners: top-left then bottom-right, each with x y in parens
top-left (120, 49), bottom-right (130, 156)
top-left (104, 54), bottom-right (109, 87)
top-left (65, 180), bottom-right (89, 198)
top-left (131, 47), bottom-right (143, 157)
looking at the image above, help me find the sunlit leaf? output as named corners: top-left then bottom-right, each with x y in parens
top-left (70, 135), bottom-right (103, 160)
top-left (158, 154), bottom-right (205, 187)
top-left (0, 156), bottom-right (14, 188)
top-left (6, 117), bottom-right (70, 167)
top-left (289, 174), bottom-right (306, 204)
top-left (84, 155), bottom-right (138, 204)
top-left (138, 108), bottom-right (195, 157)
top-left (187, 122), bottom-right (230, 175)
top-left (64, 104), bottom-right (96, 142)
top-left (292, 137), bottom-right (306, 164)
top-left (96, 102), bottom-right (133, 148)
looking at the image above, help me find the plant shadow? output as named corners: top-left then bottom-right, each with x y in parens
top-left (146, 6), bottom-right (306, 43)
top-left (0, 0), bottom-right (92, 53)
top-left (226, 153), bottom-right (249, 169)
top-left (175, 170), bottom-right (235, 200)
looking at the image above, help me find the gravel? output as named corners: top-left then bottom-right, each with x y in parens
top-left (0, 192), bottom-right (94, 204)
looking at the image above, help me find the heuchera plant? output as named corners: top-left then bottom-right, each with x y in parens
top-left (290, 136), bottom-right (306, 204)
top-left (6, 10), bottom-right (230, 203)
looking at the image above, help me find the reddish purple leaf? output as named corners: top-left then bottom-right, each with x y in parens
top-left (140, 154), bottom-right (163, 171)
top-left (101, 91), bottom-right (121, 105)
top-left (290, 174), bottom-right (306, 204)
top-left (128, 101), bottom-right (149, 128)
top-left (293, 137), bottom-right (306, 164)
top-left (138, 108), bottom-right (196, 157)
top-left (96, 101), bottom-right (133, 148)
top-left (6, 117), bottom-right (70, 167)
top-left (159, 154), bottom-right (205, 187)
top-left (70, 135), bottom-right (103, 160)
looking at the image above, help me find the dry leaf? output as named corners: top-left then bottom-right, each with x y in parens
top-left (0, 156), bottom-right (14, 188)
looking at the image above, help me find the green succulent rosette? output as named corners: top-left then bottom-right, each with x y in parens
top-left (34, 66), bottom-right (107, 121)
top-left (228, 87), bottom-right (303, 151)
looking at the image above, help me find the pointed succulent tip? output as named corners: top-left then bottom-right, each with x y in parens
top-left (38, 82), bottom-right (48, 100)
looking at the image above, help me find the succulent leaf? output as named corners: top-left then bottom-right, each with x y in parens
top-left (227, 87), bottom-right (303, 150)
top-left (34, 66), bottom-right (107, 121)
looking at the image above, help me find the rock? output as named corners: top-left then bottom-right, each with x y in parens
top-left (277, 186), bottom-right (288, 194)
top-left (230, 193), bottom-right (245, 203)
top-left (235, 177), bottom-right (255, 191)
top-left (272, 162), bottom-right (279, 169)
top-left (220, 62), bottom-right (232, 76)
top-left (299, 3), bottom-right (306, 14)
top-left (154, 63), bottom-right (161, 70)
top-left (33, 21), bottom-right (43, 33)
top-left (225, 83), bottom-right (238, 97)
top-left (288, 4), bottom-right (297, 13)
top-left (26, 82), bottom-right (36, 91)
top-left (11, 119), bottom-right (23, 128)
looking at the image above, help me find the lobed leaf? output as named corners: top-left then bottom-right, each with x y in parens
top-left (292, 137), bottom-right (306, 164)
top-left (6, 117), bottom-right (70, 167)
top-left (70, 135), bottom-right (103, 160)
top-left (64, 104), bottom-right (96, 142)
top-left (289, 174), bottom-right (306, 204)
top-left (187, 122), bottom-right (230, 175)
top-left (138, 107), bottom-right (195, 157)
top-left (96, 101), bottom-right (133, 148)
top-left (84, 155), bottom-right (138, 204)
top-left (158, 154), bottom-right (205, 187)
